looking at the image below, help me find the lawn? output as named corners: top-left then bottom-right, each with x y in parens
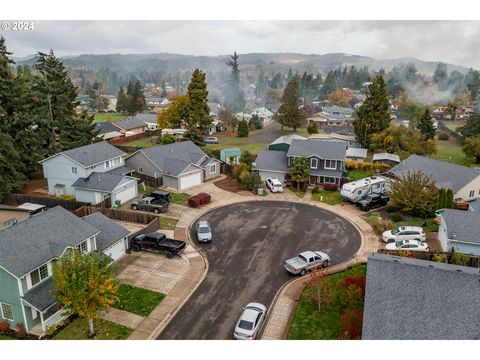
top-left (112, 284), bottom-right (165, 317)
top-left (288, 265), bottom-right (367, 340)
top-left (53, 318), bottom-right (132, 340)
top-left (312, 190), bottom-right (342, 205)
top-left (123, 137), bottom-right (156, 148)
top-left (433, 136), bottom-right (469, 166)
top-left (0, 334), bottom-right (14, 340)
top-left (91, 113), bottom-right (128, 124)
top-left (347, 170), bottom-right (374, 181)
top-left (137, 184), bottom-right (155, 194)
top-left (287, 185), bottom-right (306, 198)
top-left (160, 215), bottom-right (178, 230)
top-left (167, 192), bottom-right (190, 206)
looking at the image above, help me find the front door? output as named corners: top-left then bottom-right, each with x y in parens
top-left (309, 176), bottom-right (317, 186)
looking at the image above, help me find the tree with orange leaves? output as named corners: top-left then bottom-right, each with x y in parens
top-left (327, 88), bottom-right (354, 107)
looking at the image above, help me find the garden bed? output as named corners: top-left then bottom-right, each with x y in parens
top-left (213, 175), bottom-right (243, 193)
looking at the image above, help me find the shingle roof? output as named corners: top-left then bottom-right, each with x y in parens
top-left (373, 153), bottom-right (400, 163)
top-left (0, 207), bottom-right (99, 277)
top-left (362, 253), bottom-right (480, 340)
top-left (253, 150), bottom-right (288, 173)
top-left (269, 134), bottom-right (307, 146)
top-left (22, 278), bottom-right (56, 311)
top-left (83, 213), bottom-right (129, 252)
top-left (134, 141), bottom-right (207, 177)
top-left (116, 113), bottom-right (157, 129)
top-left (93, 122), bottom-right (121, 135)
top-left (43, 142), bottom-right (125, 167)
top-left (321, 105), bottom-right (355, 115)
top-left (387, 155), bottom-right (480, 192)
top-left (72, 172), bottom-right (129, 192)
top-left (468, 198), bottom-right (480, 212)
top-left (346, 147), bottom-right (368, 159)
top-left (440, 209), bottom-right (480, 245)
top-left (287, 139), bottom-right (347, 160)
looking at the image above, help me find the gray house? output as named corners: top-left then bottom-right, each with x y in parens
top-left (362, 253), bottom-right (480, 340)
top-left (436, 208), bottom-right (480, 255)
top-left (40, 142), bottom-right (138, 206)
top-left (387, 154), bottom-right (480, 201)
top-left (0, 206), bottom-right (129, 336)
top-left (254, 139), bottom-right (347, 186)
top-left (125, 141), bottom-right (221, 191)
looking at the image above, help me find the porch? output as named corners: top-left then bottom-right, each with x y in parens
top-left (28, 303), bottom-right (67, 336)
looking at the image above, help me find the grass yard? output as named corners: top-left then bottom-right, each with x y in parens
top-left (288, 265), bottom-right (367, 340)
top-left (347, 170), bottom-right (374, 181)
top-left (287, 185), bottom-right (306, 198)
top-left (433, 136), bottom-right (469, 166)
top-left (112, 284), bottom-right (165, 317)
top-left (53, 318), bottom-right (132, 340)
top-left (0, 334), bottom-right (14, 340)
top-left (137, 184), bottom-right (155, 194)
top-left (91, 113), bottom-right (128, 124)
top-left (167, 192), bottom-right (190, 206)
top-left (160, 215), bottom-right (179, 230)
top-left (123, 137), bottom-right (157, 148)
top-left (312, 190), bottom-right (342, 205)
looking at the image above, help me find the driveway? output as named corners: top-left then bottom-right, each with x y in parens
top-left (158, 201), bottom-right (361, 340)
top-left (248, 122), bottom-right (284, 144)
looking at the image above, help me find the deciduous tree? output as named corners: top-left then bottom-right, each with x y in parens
top-left (462, 136), bottom-right (480, 163)
top-left (327, 88), bottom-right (354, 107)
top-left (288, 156), bottom-right (310, 190)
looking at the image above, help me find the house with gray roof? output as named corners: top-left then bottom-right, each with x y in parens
top-left (362, 253), bottom-right (480, 340)
top-left (93, 121), bottom-right (124, 141)
top-left (253, 139), bottom-right (347, 186)
top-left (125, 140), bottom-right (221, 191)
top-left (387, 154), bottom-right (480, 201)
top-left (308, 106), bottom-right (356, 127)
top-left (40, 142), bottom-right (138, 206)
top-left (268, 134), bottom-right (307, 152)
top-left (115, 113), bottom-right (155, 134)
top-left (436, 208), bottom-right (480, 255)
top-left (0, 206), bottom-right (129, 336)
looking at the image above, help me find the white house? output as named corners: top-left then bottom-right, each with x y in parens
top-left (436, 209), bottom-right (480, 256)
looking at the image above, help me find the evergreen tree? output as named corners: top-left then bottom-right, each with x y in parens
top-left (417, 109), bottom-right (436, 140)
top-left (277, 75), bottom-right (305, 132)
top-left (58, 113), bottom-right (96, 150)
top-left (249, 114), bottom-right (262, 129)
top-left (433, 63), bottom-right (448, 91)
top-left (0, 37), bottom-right (15, 127)
top-left (287, 67), bottom-right (293, 82)
top-left (0, 132), bottom-right (27, 200)
top-left (321, 71), bottom-right (338, 97)
top-left (126, 79), bottom-right (145, 115)
top-left (354, 76), bottom-right (391, 149)
top-left (237, 119), bottom-right (249, 137)
top-left (465, 69), bottom-right (480, 101)
top-left (186, 69), bottom-right (211, 133)
top-left (116, 86), bottom-right (128, 113)
top-left (460, 111), bottom-right (480, 137)
top-left (224, 52), bottom-right (245, 112)
top-left (161, 80), bottom-right (168, 98)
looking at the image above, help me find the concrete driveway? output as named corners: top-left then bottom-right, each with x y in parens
top-left (158, 201), bottom-right (362, 340)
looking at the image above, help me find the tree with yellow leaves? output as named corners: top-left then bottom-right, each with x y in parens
top-left (327, 88), bottom-right (354, 107)
top-left (52, 249), bottom-right (119, 337)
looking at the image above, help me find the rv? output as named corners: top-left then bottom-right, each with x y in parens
top-left (340, 176), bottom-right (389, 202)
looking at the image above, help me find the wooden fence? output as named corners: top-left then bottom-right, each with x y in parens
top-left (108, 129), bottom-right (162, 146)
top-left (4, 193), bottom-right (88, 211)
top-left (378, 249), bottom-right (480, 268)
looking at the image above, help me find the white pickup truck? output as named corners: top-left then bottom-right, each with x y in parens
top-left (284, 251), bottom-right (330, 276)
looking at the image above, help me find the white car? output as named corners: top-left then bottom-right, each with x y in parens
top-left (385, 239), bottom-right (429, 252)
top-left (233, 302), bottom-right (267, 340)
top-left (266, 178), bottom-right (284, 193)
top-left (382, 226), bottom-right (426, 243)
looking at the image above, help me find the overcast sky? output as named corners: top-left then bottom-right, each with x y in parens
top-left (1, 21), bottom-right (480, 68)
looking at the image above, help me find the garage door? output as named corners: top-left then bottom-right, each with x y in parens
top-left (104, 238), bottom-right (127, 261)
top-left (179, 172), bottom-right (202, 190)
top-left (113, 182), bottom-right (137, 205)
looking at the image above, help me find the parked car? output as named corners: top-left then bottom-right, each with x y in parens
top-left (196, 220), bottom-right (213, 243)
top-left (144, 190), bottom-right (170, 204)
top-left (284, 251), bottom-right (330, 276)
top-left (382, 226), bottom-right (426, 243)
top-left (385, 239), bottom-right (429, 252)
top-left (205, 137), bottom-right (219, 144)
top-left (266, 178), bottom-right (284, 193)
top-left (131, 232), bottom-right (186, 258)
top-left (233, 302), bottom-right (267, 340)
top-left (131, 197), bottom-right (169, 214)
top-left (355, 193), bottom-right (390, 211)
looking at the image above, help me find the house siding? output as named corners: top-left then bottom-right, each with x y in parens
top-left (456, 176), bottom-right (480, 201)
top-left (0, 268), bottom-right (23, 328)
top-left (268, 143), bottom-right (290, 152)
top-left (0, 210), bottom-right (30, 229)
top-left (203, 160), bottom-right (221, 180)
top-left (125, 152), bottom-right (160, 180)
top-left (23, 304), bottom-right (41, 331)
top-left (438, 219), bottom-right (480, 255)
top-left (162, 175), bottom-right (179, 190)
top-left (74, 188), bottom-right (105, 204)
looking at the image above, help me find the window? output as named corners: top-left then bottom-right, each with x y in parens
top-left (325, 160), bottom-right (337, 170)
top-left (3, 218), bottom-right (17, 227)
top-left (71, 166), bottom-right (77, 175)
top-left (469, 190), bottom-right (475, 198)
top-left (39, 264), bottom-right (48, 279)
top-left (210, 164), bottom-right (217, 174)
top-left (30, 264), bottom-right (49, 287)
top-left (310, 158), bottom-right (318, 169)
top-left (31, 308), bottom-right (38, 320)
top-left (78, 240), bottom-right (88, 254)
top-left (1, 303), bottom-right (13, 321)
top-left (105, 160), bottom-right (111, 168)
top-left (113, 157), bottom-right (120, 166)
top-left (138, 167), bottom-right (143, 173)
top-left (324, 177), bottom-right (336, 184)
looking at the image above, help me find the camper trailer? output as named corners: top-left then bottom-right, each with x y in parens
top-left (340, 176), bottom-right (389, 202)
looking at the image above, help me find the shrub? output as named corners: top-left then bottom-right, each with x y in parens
top-left (371, 218), bottom-right (394, 235)
top-left (0, 320), bottom-right (10, 333)
top-left (249, 114), bottom-right (263, 130)
top-left (307, 123), bottom-right (318, 134)
top-left (161, 133), bottom-right (176, 145)
top-left (340, 309), bottom-right (364, 340)
top-left (438, 132), bottom-right (450, 141)
top-left (45, 324), bottom-right (58, 337)
top-left (240, 151), bottom-right (255, 167)
top-left (15, 323), bottom-right (27, 339)
top-left (237, 119), bottom-right (249, 137)
top-left (346, 160), bottom-right (390, 173)
top-left (388, 212), bottom-right (403, 222)
top-left (451, 252), bottom-right (470, 266)
top-left (312, 186), bottom-right (320, 194)
top-left (57, 194), bottom-right (75, 201)
top-left (323, 184), bottom-right (338, 191)
top-left (432, 254), bottom-right (446, 263)
top-left (385, 204), bottom-right (403, 213)
top-left (232, 163), bottom-right (249, 181)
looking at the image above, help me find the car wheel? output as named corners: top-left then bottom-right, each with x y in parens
top-left (132, 245), bottom-right (140, 252)
top-left (364, 206), bottom-right (370, 212)
top-left (322, 260), bottom-right (329, 268)
top-left (166, 251), bottom-right (173, 259)
top-left (132, 205), bottom-right (138, 210)
top-left (154, 208), bottom-right (160, 214)
top-left (300, 269), bottom-right (306, 276)
top-left (388, 239), bottom-right (395, 243)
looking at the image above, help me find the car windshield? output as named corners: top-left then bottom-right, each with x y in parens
top-left (396, 241), bottom-right (404, 247)
top-left (238, 320), bottom-right (254, 330)
top-left (298, 255), bottom-right (307, 263)
top-left (198, 226), bottom-right (210, 234)
top-left (391, 228), bottom-right (400, 235)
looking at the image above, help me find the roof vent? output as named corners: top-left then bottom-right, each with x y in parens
top-left (456, 269), bottom-right (463, 273)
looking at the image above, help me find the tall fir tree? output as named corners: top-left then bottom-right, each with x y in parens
top-left (277, 75), bottom-right (306, 132)
top-left (354, 76), bottom-right (391, 149)
top-left (116, 86), bottom-right (128, 113)
top-left (0, 132), bottom-right (27, 200)
top-left (185, 69), bottom-right (211, 145)
top-left (126, 79), bottom-right (145, 115)
top-left (224, 52), bottom-right (245, 112)
top-left (417, 109), bottom-right (436, 140)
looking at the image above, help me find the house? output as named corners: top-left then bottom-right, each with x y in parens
top-left (145, 97), bottom-right (164, 111)
top-left (252, 107), bottom-right (274, 125)
top-left (309, 133), bottom-right (363, 149)
top-left (268, 134), bottom-right (307, 152)
top-left (206, 120), bottom-right (223, 135)
top-left (115, 113), bottom-right (158, 135)
top-left (345, 147), bottom-right (368, 161)
top-left (236, 112), bottom-right (253, 122)
top-left (467, 198), bottom-right (480, 212)
top-left (125, 141), bottom-right (221, 191)
top-left (40, 142), bottom-right (138, 206)
top-left (0, 206), bottom-right (129, 336)
top-left (93, 122), bottom-right (124, 141)
top-left (372, 153), bottom-right (400, 166)
top-left (436, 209), bottom-right (480, 255)
top-left (254, 139), bottom-right (347, 186)
top-left (0, 205), bottom-right (31, 229)
top-left (308, 106), bottom-right (355, 127)
top-left (362, 253), bottom-right (480, 340)
top-left (386, 155), bottom-right (480, 201)
top-left (220, 148), bottom-right (241, 165)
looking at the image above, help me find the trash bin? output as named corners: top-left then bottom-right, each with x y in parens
top-left (257, 188), bottom-right (264, 196)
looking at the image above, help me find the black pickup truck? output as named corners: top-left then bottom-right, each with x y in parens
top-left (130, 232), bottom-right (186, 258)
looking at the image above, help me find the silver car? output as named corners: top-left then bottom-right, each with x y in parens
top-left (196, 220), bottom-right (212, 243)
top-left (234, 302), bottom-right (267, 340)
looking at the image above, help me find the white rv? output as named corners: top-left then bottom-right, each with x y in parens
top-left (340, 176), bottom-right (389, 202)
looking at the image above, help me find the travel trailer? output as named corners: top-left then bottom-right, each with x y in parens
top-left (340, 176), bottom-right (389, 202)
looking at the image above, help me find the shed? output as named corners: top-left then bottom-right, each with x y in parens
top-left (373, 153), bottom-right (400, 166)
top-left (220, 148), bottom-right (241, 165)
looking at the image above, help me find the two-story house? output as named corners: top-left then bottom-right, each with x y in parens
top-left (253, 139), bottom-right (347, 186)
top-left (40, 142), bottom-right (138, 206)
top-left (125, 140), bottom-right (221, 191)
top-left (0, 206), bottom-right (129, 336)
